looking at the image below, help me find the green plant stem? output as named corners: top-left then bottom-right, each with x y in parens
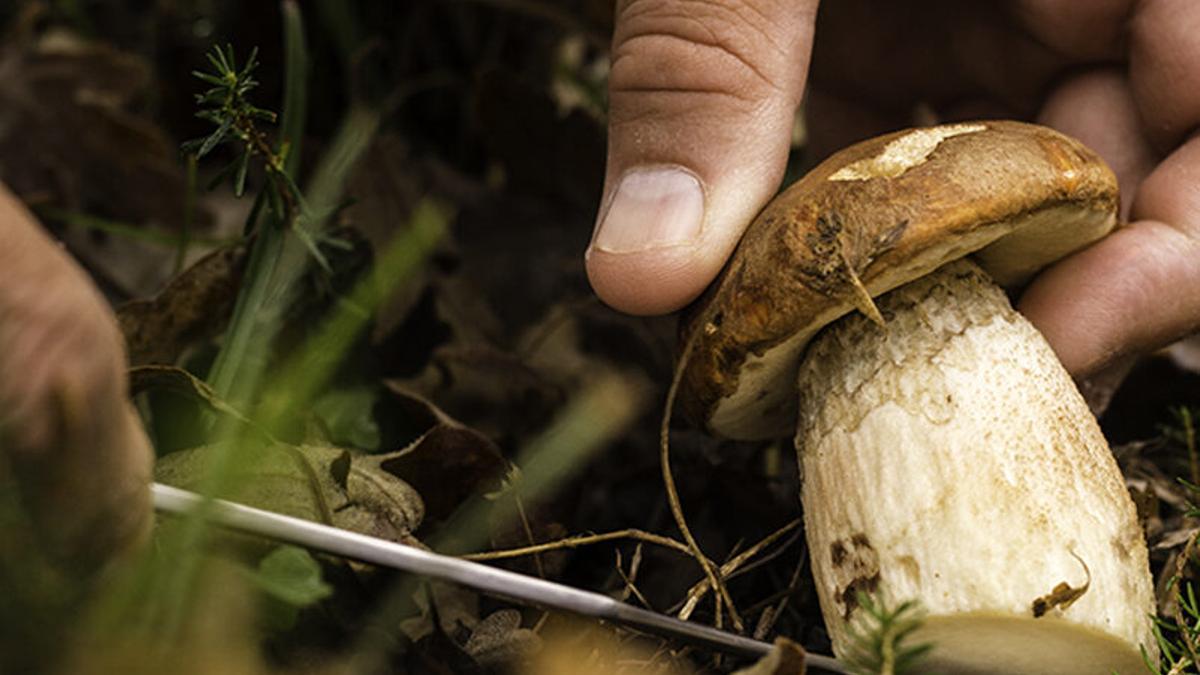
top-left (206, 0), bottom-right (308, 406)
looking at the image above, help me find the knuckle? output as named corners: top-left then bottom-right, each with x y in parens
top-left (611, 0), bottom-right (791, 104)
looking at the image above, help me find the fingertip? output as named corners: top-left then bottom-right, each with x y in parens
top-left (593, 0), bottom-right (819, 316)
top-left (585, 244), bottom-right (717, 315)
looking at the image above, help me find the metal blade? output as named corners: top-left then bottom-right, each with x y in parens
top-left (152, 483), bottom-right (843, 672)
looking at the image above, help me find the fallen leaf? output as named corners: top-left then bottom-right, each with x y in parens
top-left (463, 608), bottom-right (542, 667)
top-left (377, 384), bottom-right (510, 526)
top-left (129, 365), bottom-right (259, 433)
top-left (155, 442), bottom-right (424, 545)
top-left (118, 244), bottom-right (247, 366)
top-left (731, 637), bottom-right (808, 675)
top-left (399, 578), bottom-right (480, 646)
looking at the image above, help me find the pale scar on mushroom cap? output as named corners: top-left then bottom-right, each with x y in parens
top-left (678, 121), bottom-right (1119, 440)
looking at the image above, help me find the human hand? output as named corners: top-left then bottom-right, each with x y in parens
top-left (0, 184), bottom-right (152, 569)
top-left (585, 0), bottom-right (1200, 379)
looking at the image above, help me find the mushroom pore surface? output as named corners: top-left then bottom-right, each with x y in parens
top-left (796, 259), bottom-right (1154, 674)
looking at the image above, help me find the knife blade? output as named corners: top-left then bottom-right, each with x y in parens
top-left (151, 483), bottom-right (844, 672)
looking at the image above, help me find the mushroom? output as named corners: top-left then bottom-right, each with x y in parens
top-left (678, 121), bottom-right (1155, 673)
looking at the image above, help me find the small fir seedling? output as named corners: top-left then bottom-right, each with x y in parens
top-left (183, 44), bottom-right (277, 196)
top-left (184, 43), bottom-right (336, 271)
top-left (1145, 465), bottom-right (1200, 675)
top-left (1144, 574), bottom-right (1200, 674)
top-left (841, 592), bottom-right (933, 675)
top-left (1161, 406), bottom-right (1200, 489)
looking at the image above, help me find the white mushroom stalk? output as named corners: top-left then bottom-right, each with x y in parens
top-left (796, 259), bottom-right (1155, 674)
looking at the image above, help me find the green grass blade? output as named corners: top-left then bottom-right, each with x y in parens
top-left (278, 0), bottom-right (307, 177)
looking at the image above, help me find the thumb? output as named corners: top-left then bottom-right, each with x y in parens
top-left (586, 0), bottom-right (820, 315)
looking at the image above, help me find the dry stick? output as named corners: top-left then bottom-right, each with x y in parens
top-left (616, 547), bottom-right (655, 610)
top-left (662, 333), bottom-right (744, 632)
top-left (513, 492), bottom-right (547, 578)
top-left (678, 519), bottom-right (801, 621)
top-left (755, 549), bottom-right (808, 640)
top-left (617, 543), bottom-right (646, 604)
top-left (725, 527), bottom-right (804, 582)
top-left (460, 528), bottom-right (697, 561)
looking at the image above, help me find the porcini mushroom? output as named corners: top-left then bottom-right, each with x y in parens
top-left (679, 121), bottom-right (1155, 673)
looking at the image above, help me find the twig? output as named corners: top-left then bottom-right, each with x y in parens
top-left (661, 332), bottom-right (743, 632)
top-left (617, 543), bottom-right (644, 603)
top-left (725, 527), bottom-right (804, 582)
top-left (755, 550), bottom-right (808, 640)
top-left (461, 528), bottom-right (696, 561)
top-left (513, 492), bottom-right (546, 578)
top-left (677, 519), bottom-right (801, 621)
top-left (616, 547), bottom-right (654, 611)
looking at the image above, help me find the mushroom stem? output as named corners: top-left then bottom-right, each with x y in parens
top-left (796, 259), bottom-right (1155, 674)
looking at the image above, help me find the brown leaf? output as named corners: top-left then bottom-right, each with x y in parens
top-left (128, 365), bottom-right (256, 431)
top-left (463, 609), bottom-right (542, 667)
top-left (731, 637), bottom-right (808, 675)
top-left (390, 343), bottom-right (563, 442)
top-left (399, 579), bottom-right (480, 646)
top-left (118, 244), bottom-right (247, 366)
top-left (378, 384), bottom-right (509, 526)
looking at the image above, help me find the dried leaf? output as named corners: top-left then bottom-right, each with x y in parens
top-left (117, 244), bottom-right (247, 366)
top-left (377, 384), bottom-right (509, 525)
top-left (463, 609), bottom-right (542, 667)
top-left (731, 637), bottom-right (808, 675)
top-left (128, 365), bottom-right (258, 433)
top-left (399, 579), bottom-right (480, 645)
top-left (155, 442), bottom-right (424, 544)
top-left (390, 344), bottom-right (563, 442)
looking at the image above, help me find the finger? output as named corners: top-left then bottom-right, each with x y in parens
top-left (1007, 0), bottom-right (1131, 61)
top-left (587, 0), bottom-right (819, 315)
top-left (1129, 0), bottom-right (1200, 150)
top-left (0, 185), bottom-right (152, 568)
top-left (1018, 135), bottom-right (1200, 376)
top-left (1009, 0), bottom-right (1200, 150)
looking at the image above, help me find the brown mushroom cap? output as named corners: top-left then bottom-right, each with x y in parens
top-left (679, 121), bottom-right (1118, 440)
